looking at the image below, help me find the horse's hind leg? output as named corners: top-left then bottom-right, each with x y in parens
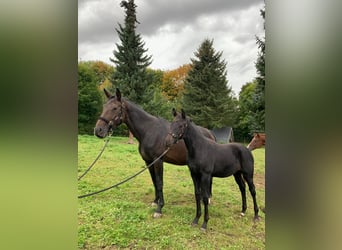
top-left (147, 163), bottom-right (158, 206)
top-left (209, 177), bottom-right (213, 204)
top-left (234, 172), bottom-right (247, 216)
top-left (243, 172), bottom-right (259, 221)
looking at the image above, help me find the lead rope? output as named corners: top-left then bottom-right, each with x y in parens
top-left (78, 146), bottom-right (171, 199)
top-left (77, 129), bottom-right (113, 181)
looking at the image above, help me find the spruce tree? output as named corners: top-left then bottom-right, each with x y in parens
top-left (251, 7), bottom-right (265, 132)
top-left (110, 0), bottom-right (153, 143)
top-left (110, 0), bottom-right (152, 105)
top-left (182, 39), bottom-right (236, 129)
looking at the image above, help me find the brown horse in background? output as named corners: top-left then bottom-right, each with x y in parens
top-left (94, 89), bottom-right (216, 218)
top-left (247, 133), bottom-right (265, 151)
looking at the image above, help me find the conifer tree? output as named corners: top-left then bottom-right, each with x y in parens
top-left (110, 0), bottom-right (152, 105)
top-left (110, 0), bottom-right (153, 143)
top-left (182, 39), bottom-right (236, 129)
top-left (251, 7), bottom-right (265, 132)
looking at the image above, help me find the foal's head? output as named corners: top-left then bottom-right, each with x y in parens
top-left (167, 108), bottom-right (190, 145)
top-left (94, 88), bottom-right (125, 138)
top-left (247, 133), bottom-right (265, 151)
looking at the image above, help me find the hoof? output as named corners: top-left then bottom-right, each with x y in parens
top-left (254, 216), bottom-right (260, 222)
top-left (200, 227), bottom-right (207, 233)
top-left (151, 202), bottom-right (158, 207)
top-left (192, 219), bottom-right (199, 226)
top-left (240, 212), bottom-right (245, 217)
top-left (153, 212), bottom-right (163, 219)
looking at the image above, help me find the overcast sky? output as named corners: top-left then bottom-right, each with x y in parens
top-left (78, 0), bottom-right (264, 96)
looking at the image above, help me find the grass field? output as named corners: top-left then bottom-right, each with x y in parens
top-left (78, 135), bottom-right (265, 249)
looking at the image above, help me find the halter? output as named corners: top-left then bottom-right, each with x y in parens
top-left (98, 116), bottom-right (112, 125)
top-left (169, 121), bottom-right (188, 142)
top-left (97, 101), bottom-right (125, 131)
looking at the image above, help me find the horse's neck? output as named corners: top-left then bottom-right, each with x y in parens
top-left (123, 100), bottom-right (157, 141)
top-left (183, 122), bottom-right (204, 157)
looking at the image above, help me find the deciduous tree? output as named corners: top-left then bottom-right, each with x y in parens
top-left (161, 64), bottom-right (190, 101)
top-left (78, 62), bottom-right (103, 134)
top-left (234, 81), bottom-right (257, 141)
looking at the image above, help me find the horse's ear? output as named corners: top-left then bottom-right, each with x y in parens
top-left (172, 108), bottom-right (177, 117)
top-left (116, 88), bottom-right (121, 102)
top-left (256, 133), bottom-right (260, 138)
top-left (103, 88), bottom-right (112, 99)
top-left (181, 109), bottom-right (186, 119)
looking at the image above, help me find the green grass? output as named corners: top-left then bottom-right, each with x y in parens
top-left (78, 135), bottom-right (265, 249)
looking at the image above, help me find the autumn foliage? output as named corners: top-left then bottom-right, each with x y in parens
top-left (161, 64), bottom-right (191, 101)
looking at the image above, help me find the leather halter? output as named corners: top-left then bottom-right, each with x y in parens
top-left (97, 101), bottom-right (125, 129)
top-left (98, 116), bottom-right (111, 125)
top-left (170, 122), bottom-right (188, 141)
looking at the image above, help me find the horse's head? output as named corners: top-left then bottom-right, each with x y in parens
top-left (94, 88), bottom-right (125, 138)
top-left (247, 133), bottom-right (266, 151)
top-left (166, 108), bottom-right (189, 146)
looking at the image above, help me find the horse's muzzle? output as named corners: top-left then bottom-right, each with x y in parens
top-left (165, 133), bottom-right (180, 147)
top-left (94, 126), bottom-right (108, 138)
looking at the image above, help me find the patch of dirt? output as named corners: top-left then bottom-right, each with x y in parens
top-left (253, 173), bottom-right (265, 189)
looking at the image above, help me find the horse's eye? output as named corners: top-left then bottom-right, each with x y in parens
top-left (113, 107), bottom-right (117, 111)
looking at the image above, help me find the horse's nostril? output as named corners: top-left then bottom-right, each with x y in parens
top-left (94, 127), bottom-right (103, 135)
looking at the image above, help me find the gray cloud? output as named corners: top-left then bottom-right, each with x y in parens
top-left (78, 0), bottom-right (120, 44)
top-left (79, 0), bottom-right (262, 42)
top-left (137, 0), bottom-right (262, 35)
top-left (78, 0), bottom-right (264, 95)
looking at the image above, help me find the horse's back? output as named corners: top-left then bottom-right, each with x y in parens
top-left (196, 126), bottom-right (216, 142)
top-left (211, 143), bottom-right (253, 176)
top-left (228, 143), bottom-right (253, 163)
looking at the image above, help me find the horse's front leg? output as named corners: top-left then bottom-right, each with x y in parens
top-left (190, 171), bottom-right (201, 226)
top-left (153, 160), bottom-right (164, 218)
top-left (200, 173), bottom-right (211, 231)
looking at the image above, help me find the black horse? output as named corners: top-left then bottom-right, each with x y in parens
top-left (94, 89), bottom-right (216, 218)
top-left (166, 109), bottom-right (259, 230)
